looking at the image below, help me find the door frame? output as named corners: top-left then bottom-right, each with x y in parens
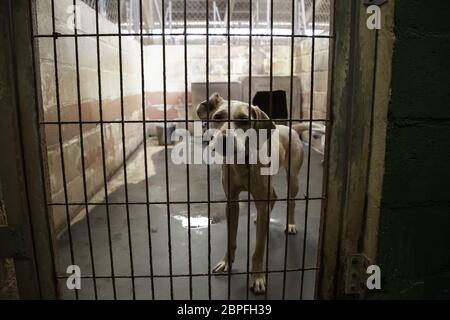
top-left (0, 0), bottom-right (394, 300)
top-left (316, 0), bottom-right (394, 299)
top-left (0, 0), bottom-right (58, 299)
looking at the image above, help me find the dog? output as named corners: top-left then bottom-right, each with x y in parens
top-left (196, 93), bottom-right (309, 294)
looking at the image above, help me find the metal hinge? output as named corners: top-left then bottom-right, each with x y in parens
top-left (344, 254), bottom-right (370, 298)
top-left (363, 0), bottom-right (388, 6)
top-left (0, 226), bottom-right (26, 259)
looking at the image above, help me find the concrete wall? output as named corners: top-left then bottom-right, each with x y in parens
top-left (145, 39), bottom-right (297, 97)
top-left (377, 0), bottom-right (450, 299)
top-left (37, 0), bottom-right (148, 233)
top-left (146, 37), bottom-right (330, 123)
top-left (295, 38), bottom-right (330, 121)
top-left (294, 38), bottom-right (329, 152)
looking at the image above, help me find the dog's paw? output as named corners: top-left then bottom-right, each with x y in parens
top-left (212, 260), bottom-right (231, 273)
top-left (286, 224), bottom-right (297, 235)
top-left (251, 274), bottom-right (266, 295)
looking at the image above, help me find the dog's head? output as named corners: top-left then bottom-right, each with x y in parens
top-left (197, 93), bottom-right (276, 161)
top-left (196, 92), bottom-right (275, 132)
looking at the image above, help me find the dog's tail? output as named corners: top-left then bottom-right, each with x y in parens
top-left (292, 123), bottom-right (310, 138)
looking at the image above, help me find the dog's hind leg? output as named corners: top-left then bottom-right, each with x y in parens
top-left (212, 188), bottom-right (240, 273)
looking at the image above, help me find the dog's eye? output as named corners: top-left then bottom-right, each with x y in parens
top-left (213, 113), bottom-right (225, 120)
top-left (234, 114), bottom-right (249, 123)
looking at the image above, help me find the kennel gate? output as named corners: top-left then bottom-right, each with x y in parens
top-left (0, 0), bottom-right (384, 299)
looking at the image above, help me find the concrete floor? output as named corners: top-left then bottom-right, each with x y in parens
top-left (58, 137), bottom-right (324, 300)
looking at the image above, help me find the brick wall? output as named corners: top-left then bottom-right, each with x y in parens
top-left (295, 38), bottom-right (330, 120)
top-left (376, 0), bottom-right (450, 299)
top-left (294, 38), bottom-right (330, 152)
top-left (37, 0), bottom-right (148, 233)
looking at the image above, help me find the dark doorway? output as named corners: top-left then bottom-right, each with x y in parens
top-left (252, 90), bottom-right (288, 123)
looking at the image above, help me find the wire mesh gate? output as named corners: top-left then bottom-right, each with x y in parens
top-left (28, 0), bottom-right (333, 300)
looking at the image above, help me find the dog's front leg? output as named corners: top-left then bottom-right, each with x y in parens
top-left (251, 201), bottom-right (270, 294)
top-left (212, 192), bottom-right (240, 273)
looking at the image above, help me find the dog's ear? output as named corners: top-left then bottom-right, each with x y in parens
top-left (196, 92), bottom-right (224, 120)
top-left (251, 105), bottom-right (276, 131)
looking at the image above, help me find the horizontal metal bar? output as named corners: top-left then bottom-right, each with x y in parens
top-left (33, 32), bottom-right (333, 39)
top-left (55, 267), bottom-right (319, 279)
top-left (47, 197), bottom-right (325, 207)
top-left (40, 119), bottom-right (330, 125)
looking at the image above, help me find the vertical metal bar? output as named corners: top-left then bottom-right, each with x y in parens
top-left (282, 0), bottom-right (296, 300)
top-left (139, 0), bottom-right (156, 300)
top-left (226, 0), bottom-right (232, 301)
top-left (50, 0), bottom-right (78, 300)
top-left (161, 0), bottom-right (174, 299)
top-left (205, 0), bottom-right (212, 301)
top-left (117, 0), bottom-right (136, 299)
top-left (264, 0), bottom-right (274, 301)
top-left (94, 0), bottom-right (117, 300)
top-left (245, 0), bottom-right (252, 300)
top-left (183, 0), bottom-right (193, 300)
top-left (73, 0), bottom-right (98, 299)
top-left (300, 0), bottom-right (316, 300)
top-left (27, 0), bottom-right (59, 298)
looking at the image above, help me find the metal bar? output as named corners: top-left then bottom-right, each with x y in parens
top-left (139, 0), bottom-right (156, 300)
top-left (41, 118), bottom-right (331, 124)
top-left (50, 0), bottom-right (78, 300)
top-left (47, 197), bottom-right (325, 206)
top-left (117, 0), bottom-right (136, 299)
top-left (226, 0), bottom-right (232, 300)
top-left (94, 0), bottom-right (117, 300)
top-left (282, 0), bottom-right (296, 300)
top-left (73, 0), bottom-right (98, 299)
top-left (300, 0), bottom-right (316, 300)
top-left (55, 266), bottom-right (319, 279)
top-left (314, 0), bottom-right (336, 299)
top-left (34, 32), bottom-right (333, 39)
top-left (161, 0), bottom-right (174, 299)
top-left (245, 0), bottom-right (252, 300)
top-left (264, 0), bottom-right (274, 300)
top-left (183, 0), bottom-right (193, 300)
top-left (205, 0), bottom-right (212, 301)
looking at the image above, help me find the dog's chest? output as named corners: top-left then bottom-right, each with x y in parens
top-left (224, 164), bottom-right (268, 190)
